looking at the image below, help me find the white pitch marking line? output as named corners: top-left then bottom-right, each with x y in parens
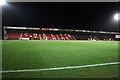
top-left (1, 62), bottom-right (120, 73)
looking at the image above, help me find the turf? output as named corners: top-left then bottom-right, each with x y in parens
top-left (2, 40), bottom-right (119, 78)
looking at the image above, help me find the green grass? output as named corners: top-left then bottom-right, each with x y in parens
top-left (2, 40), bottom-right (119, 78)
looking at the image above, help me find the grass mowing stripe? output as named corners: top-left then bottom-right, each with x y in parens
top-left (1, 62), bottom-right (119, 73)
top-left (2, 40), bottom-right (19, 45)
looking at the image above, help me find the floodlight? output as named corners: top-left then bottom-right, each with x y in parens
top-left (114, 13), bottom-right (119, 21)
top-left (0, 0), bottom-right (6, 6)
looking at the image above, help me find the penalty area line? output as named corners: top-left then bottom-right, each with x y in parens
top-left (1, 62), bottom-right (120, 73)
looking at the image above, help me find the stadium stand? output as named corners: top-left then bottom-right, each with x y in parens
top-left (6, 33), bottom-right (21, 40)
top-left (3, 26), bottom-right (120, 40)
top-left (5, 33), bottom-right (76, 40)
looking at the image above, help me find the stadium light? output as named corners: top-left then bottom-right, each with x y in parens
top-left (114, 13), bottom-right (119, 21)
top-left (0, 0), bottom-right (6, 6)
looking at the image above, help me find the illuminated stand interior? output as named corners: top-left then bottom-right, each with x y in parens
top-left (3, 26), bottom-right (120, 40)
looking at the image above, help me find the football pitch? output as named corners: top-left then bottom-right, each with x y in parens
top-left (2, 40), bottom-right (119, 78)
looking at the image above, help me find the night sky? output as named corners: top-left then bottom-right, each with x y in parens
top-left (2, 2), bottom-right (119, 32)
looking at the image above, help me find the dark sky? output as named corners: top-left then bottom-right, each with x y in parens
top-left (2, 2), bottom-right (119, 32)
